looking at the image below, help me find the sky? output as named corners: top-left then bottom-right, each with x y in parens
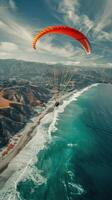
top-left (0, 0), bottom-right (112, 67)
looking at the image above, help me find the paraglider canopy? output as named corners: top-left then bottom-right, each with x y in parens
top-left (32, 25), bottom-right (91, 54)
top-left (32, 25), bottom-right (91, 107)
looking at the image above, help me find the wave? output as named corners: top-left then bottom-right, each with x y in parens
top-left (0, 114), bottom-right (52, 200)
top-left (48, 83), bottom-right (99, 138)
top-left (67, 143), bottom-right (78, 147)
top-left (62, 170), bottom-right (85, 199)
top-left (0, 83), bottom-right (98, 200)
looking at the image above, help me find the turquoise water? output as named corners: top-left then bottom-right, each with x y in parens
top-left (17, 84), bottom-right (112, 200)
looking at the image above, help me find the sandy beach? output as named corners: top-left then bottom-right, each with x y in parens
top-left (0, 102), bottom-right (54, 174)
top-left (0, 91), bottom-right (75, 192)
top-left (0, 91), bottom-right (73, 175)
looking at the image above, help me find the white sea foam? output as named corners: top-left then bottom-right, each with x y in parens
top-left (67, 143), bottom-right (78, 147)
top-left (48, 83), bottom-right (99, 137)
top-left (67, 170), bottom-right (85, 196)
top-left (62, 170), bottom-right (85, 198)
top-left (0, 83), bottom-right (98, 199)
top-left (0, 114), bottom-right (52, 200)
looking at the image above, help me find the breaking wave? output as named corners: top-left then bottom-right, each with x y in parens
top-left (0, 83), bottom-right (98, 200)
top-left (48, 84), bottom-right (99, 137)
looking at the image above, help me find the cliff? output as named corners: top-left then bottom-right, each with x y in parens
top-left (0, 80), bottom-right (50, 148)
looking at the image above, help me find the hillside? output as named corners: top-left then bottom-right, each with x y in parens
top-left (0, 59), bottom-right (112, 148)
top-left (0, 79), bottom-right (50, 148)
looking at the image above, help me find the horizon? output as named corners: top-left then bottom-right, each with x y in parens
top-left (0, 58), bottom-right (112, 68)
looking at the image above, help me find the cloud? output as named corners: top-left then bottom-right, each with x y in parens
top-left (58, 0), bottom-right (79, 24)
top-left (91, 0), bottom-right (112, 41)
top-left (96, 31), bottom-right (112, 41)
top-left (47, 0), bottom-right (95, 33)
top-left (108, 63), bottom-right (112, 67)
top-left (63, 61), bottom-right (80, 66)
top-left (0, 0), bottom-right (111, 66)
top-left (0, 1), bottom-right (34, 60)
top-left (0, 42), bottom-right (18, 51)
top-left (9, 0), bottom-right (17, 11)
top-left (47, 0), bottom-right (112, 41)
top-left (0, 2), bottom-right (32, 43)
top-left (46, 0), bottom-right (112, 66)
top-left (37, 36), bottom-right (77, 58)
top-left (0, 42), bottom-right (19, 60)
top-left (95, 0), bottom-right (112, 32)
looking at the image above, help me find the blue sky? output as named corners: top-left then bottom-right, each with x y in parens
top-left (0, 0), bottom-right (112, 67)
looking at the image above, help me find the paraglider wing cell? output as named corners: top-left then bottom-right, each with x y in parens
top-left (32, 25), bottom-right (91, 54)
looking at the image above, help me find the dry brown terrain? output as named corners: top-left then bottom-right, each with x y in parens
top-left (0, 94), bottom-right (22, 109)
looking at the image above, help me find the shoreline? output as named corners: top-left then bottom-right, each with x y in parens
top-left (0, 84), bottom-right (99, 190)
top-left (0, 101), bottom-right (55, 175)
top-left (0, 90), bottom-right (73, 175)
top-left (0, 85), bottom-right (98, 176)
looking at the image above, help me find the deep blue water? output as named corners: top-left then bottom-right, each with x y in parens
top-left (17, 84), bottom-right (112, 200)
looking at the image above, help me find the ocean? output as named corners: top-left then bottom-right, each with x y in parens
top-left (0, 83), bottom-right (112, 200)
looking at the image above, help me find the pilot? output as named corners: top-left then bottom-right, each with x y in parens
top-left (55, 101), bottom-right (60, 107)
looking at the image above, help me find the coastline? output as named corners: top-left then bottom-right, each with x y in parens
top-left (0, 101), bottom-right (55, 175)
top-left (0, 90), bottom-right (73, 176)
top-left (0, 84), bottom-right (99, 194)
top-left (0, 83), bottom-right (98, 175)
